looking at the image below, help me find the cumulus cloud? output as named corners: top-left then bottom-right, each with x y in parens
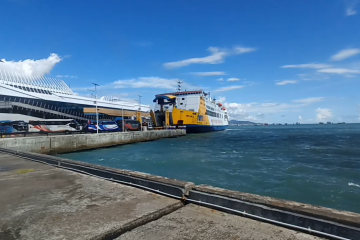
top-left (316, 108), bottom-right (333, 121)
top-left (0, 53), bottom-right (62, 77)
top-left (227, 78), bottom-right (241, 82)
top-left (164, 46), bottom-right (256, 69)
top-left (292, 97), bottom-right (324, 104)
top-left (192, 71), bottom-right (227, 76)
top-left (276, 80), bottom-right (297, 85)
top-left (217, 96), bottom-right (226, 103)
top-left (281, 63), bottom-right (331, 69)
top-left (317, 68), bottom-right (360, 74)
top-left (214, 85), bottom-right (244, 92)
top-left (56, 75), bottom-right (77, 78)
top-left (113, 77), bottom-right (198, 90)
top-left (224, 102), bottom-right (302, 121)
top-left (224, 96), bottom-right (325, 121)
top-left (331, 48), bottom-right (360, 61)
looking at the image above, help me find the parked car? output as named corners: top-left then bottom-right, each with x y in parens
top-left (0, 120), bottom-right (28, 134)
top-left (114, 117), bottom-right (141, 131)
top-left (85, 120), bottom-right (120, 132)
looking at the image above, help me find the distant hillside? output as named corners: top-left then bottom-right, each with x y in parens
top-left (229, 120), bottom-right (256, 125)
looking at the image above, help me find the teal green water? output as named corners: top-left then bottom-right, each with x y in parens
top-left (61, 124), bottom-right (360, 213)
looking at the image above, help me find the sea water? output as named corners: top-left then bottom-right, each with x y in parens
top-left (61, 124), bottom-right (360, 213)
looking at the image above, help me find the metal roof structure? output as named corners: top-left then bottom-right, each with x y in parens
top-left (0, 69), bottom-right (74, 95)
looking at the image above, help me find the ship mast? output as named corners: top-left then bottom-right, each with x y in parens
top-left (176, 80), bottom-right (182, 92)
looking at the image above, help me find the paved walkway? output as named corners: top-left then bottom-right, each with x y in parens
top-left (0, 153), bottom-right (324, 240)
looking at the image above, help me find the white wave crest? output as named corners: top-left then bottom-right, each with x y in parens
top-left (348, 182), bottom-right (360, 188)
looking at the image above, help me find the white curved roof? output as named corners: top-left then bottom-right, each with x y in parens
top-left (0, 69), bottom-right (150, 112)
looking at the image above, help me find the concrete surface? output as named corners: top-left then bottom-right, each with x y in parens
top-left (0, 153), bottom-right (181, 240)
top-left (0, 152), bottom-right (329, 240)
top-left (194, 184), bottom-right (360, 228)
top-left (119, 204), bottom-right (325, 240)
top-left (0, 129), bottom-right (186, 154)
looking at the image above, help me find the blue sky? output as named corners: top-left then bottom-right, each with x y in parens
top-left (1, 0), bottom-right (360, 123)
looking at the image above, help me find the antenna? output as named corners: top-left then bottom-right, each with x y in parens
top-left (176, 80), bottom-right (182, 92)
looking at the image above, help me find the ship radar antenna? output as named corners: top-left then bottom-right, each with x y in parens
top-left (176, 80), bottom-right (183, 92)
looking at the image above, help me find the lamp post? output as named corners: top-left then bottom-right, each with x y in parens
top-left (138, 95), bottom-right (142, 131)
top-left (92, 83), bottom-right (99, 134)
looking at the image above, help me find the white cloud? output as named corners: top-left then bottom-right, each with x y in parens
top-left (224, 96), bottom-right (326, 121)
top-left (298, 73), bottom-right (329, 81)
top-left (347, 8), bottom-right (357, 15)
top-left (345, 0), bottom-right (358, 16)
top-left (56, 75), bottom-right (77, 78)
top-left (192, 71), bottom-right (227, 76)
top-left (276, 80), bottom-right (297, 85)
top-left (234, 47), bottom-right (257, 54)
top-left (164, 47), bottom-right (227, 69)
top-left (0, 53), bottom-right (62, 77)
top-left (317, 68), bottom-right (360, 74)
top-left (227, 78), bottom-right (241, 82)
top-left (214, 85), bottom-right (244, 92)
top-left (316, 108), bottom-right (333, 121)
top-left (292, 97), bottom-right (324, 104)
top-left (113, 77), bottom-right (198, 90)
top-left (331, 48), bottom-right (360, 61)
top-left (164, 46), bottom-right (256, 69)
top-left (217, 96), bottom-right (226, 103)
top-left (281, 63), bottom-right (331, 69)
top-left (224, 102), bottom-right (303, 121)
top-left (217, 78), bottom-right (224, 82)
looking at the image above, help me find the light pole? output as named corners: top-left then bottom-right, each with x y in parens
top-left (92, 83), bottom-right (99, 134)
top-left (138, 95), bottom-right (142, 131)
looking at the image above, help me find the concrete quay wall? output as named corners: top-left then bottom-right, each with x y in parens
top-left (1, 148), bottom-right (359, 240)
top-left (0, 130), bottom-right (185, 154)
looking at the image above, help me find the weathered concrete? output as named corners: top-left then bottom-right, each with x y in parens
top-left (0, 152), bottom-right (334, 240)
top-left (0, 129), bottom-right (185, 154)
top-left (0, 153), bottom-right (182, 240)
top-left (119, 204), bottom-right (325, 240)
top-left (0, 148), bottom-right (195, 196)
top-left (194, 184), bottom-right (360, 229)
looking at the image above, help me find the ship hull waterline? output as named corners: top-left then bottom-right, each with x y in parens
top-left (185, 125), bottom-right (228, 133)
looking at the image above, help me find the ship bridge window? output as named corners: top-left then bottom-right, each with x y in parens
top-left (182, 98), bottom-right (185, 100)
top-left (180, 103), bottom-right (183, 105)
top-left (206, 110), bottom-right (217, 117)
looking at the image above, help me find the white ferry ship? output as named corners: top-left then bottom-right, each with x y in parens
top-left (0, 69), bottom-right (149, 121)
top-left (151, 82), bottom-right (229, 133)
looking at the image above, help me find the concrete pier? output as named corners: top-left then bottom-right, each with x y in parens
top-left (0, 130), bottom-right (185, 154)
top-left (0, 152), bottom-right (328, 240)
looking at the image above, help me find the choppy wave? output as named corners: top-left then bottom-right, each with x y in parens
top-left (348, 182), bottom-right (360, 188)
top-left (62, 124), bottom-right (360, 213)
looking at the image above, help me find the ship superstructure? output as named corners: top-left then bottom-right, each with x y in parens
top-left (0, 69), bottom-right (149, 121)
top-left (151, 82), bottom-right (228, 133)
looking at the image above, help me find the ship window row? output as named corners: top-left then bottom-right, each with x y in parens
top-left (206, 110), bottom-right (224, 119)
